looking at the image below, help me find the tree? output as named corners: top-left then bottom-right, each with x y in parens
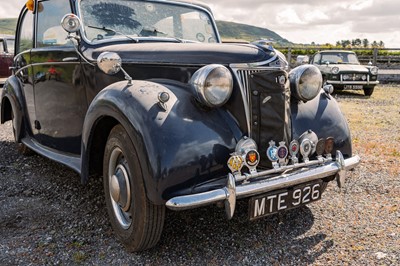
top-left (379, 41), bottom-right (385, 48)
top-left (362, 38), bottom-right (369, 48)
top-left (354, 38), bottom-right (362, 47)
top-left (341, 40), bottom-right (351, 48)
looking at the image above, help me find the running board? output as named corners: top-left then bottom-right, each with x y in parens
top-left (21, 137), bottom-right (81, 174)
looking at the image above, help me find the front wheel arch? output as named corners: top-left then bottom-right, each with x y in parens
top-left (86, 116), bottom-right (119, 178)
top-left (1, 97), bottom-right (12, 123)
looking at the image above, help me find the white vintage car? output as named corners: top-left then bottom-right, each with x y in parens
top-left (310, 50), bottom-right (379, 96)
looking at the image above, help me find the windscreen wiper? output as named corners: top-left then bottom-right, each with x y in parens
top-left (87, 25), bottom-right (139, 43)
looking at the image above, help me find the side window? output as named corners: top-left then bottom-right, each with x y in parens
top-left (312, 54), bottom-right (321, 65)
top-left (18, 10), bottom-right (34, 53)
top-left (37, 0), bottom-right (72, 47)
top-left (0, 40), bottom-right (4, 53)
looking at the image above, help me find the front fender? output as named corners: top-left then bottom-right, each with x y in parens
top-left (291, 91), bottom-right (352, 157)
top-left (1, 77), bottom-right (25, 141)
top-left (82, 80), bottom-right (240, 205)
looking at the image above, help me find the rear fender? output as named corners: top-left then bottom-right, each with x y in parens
top-left (0, 77), bottom-right (25, 141)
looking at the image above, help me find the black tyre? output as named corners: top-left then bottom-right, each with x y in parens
top-left (363, 87), bottom-right (374, 96)
top-left (103, 124), bottom-right (165, 252)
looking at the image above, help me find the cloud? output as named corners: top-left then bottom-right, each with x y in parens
top-left (209, 0), bottom-right (399, 46)
top-left (0, 0), bottom-right (25, 18)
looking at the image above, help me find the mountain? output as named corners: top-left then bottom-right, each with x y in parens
top-left (216, 20), bottom-right (291, 45)
top-left (0, 18), bottom-right (291, 45)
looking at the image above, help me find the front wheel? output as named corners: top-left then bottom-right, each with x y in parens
top-left (363, 86), bottom-right (375, 96)
top-left (103, 124), bottom-right (165, 252)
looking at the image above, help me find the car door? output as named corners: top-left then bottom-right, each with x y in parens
top-left (31, 0), bottom-right (88, 155)
top-left (14, 9), bottom-right (36, 135)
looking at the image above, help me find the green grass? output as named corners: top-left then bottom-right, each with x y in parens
top-left (0, 18), bottom-right (17, 35)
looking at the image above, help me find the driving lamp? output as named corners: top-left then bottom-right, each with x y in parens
top-left (61, 14), bottom-right (81, 33)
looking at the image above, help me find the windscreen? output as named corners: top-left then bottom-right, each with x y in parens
top-left (79, 0), bottom-right (218, 43)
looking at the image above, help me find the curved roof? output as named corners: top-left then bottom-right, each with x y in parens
top-left (165, 0), bottom-right (213, 14)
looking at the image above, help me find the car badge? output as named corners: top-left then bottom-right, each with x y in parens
top-left (289, 140), bottom-right (299, 164)
top-left (277, 141), bottom-right (288, 166)
top-left (325, 137), bottom-right (335, 159)
top-left (316, 138), bottom-right (326, 159)
top-left (266, 140), bottom-right (279, 168)
top-left (227, 154), bottom-right (244, 173)
top-left (244, 150), bottom-right (260, 174)
top-left (300, 138), bottom-right (312, 163)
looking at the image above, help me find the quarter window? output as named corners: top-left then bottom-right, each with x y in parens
top-left (37, 0), bottom-right (73, 47)
top-left (18, 10), bottom-right (34, 53)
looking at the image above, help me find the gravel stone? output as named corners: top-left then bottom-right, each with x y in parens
top-left (0, 85), bottom-right (399, 265)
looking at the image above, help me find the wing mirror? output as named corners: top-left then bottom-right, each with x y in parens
top-left (97, 52), bottom-right (122, 75)
top-left (97, 52), bottom-right (133, 86)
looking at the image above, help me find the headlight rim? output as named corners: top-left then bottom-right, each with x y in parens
top-left (289, 64), bottom-right (323, 102)
top-left (331, 66), bottom-right (340, 74)
top-left (370, 66), bottom-right (379, 75)
top-left (190, 64), bottom-right (233, 108)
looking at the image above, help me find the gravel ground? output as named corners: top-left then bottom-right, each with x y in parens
top-left (0, 85), bottom-right (399, 265)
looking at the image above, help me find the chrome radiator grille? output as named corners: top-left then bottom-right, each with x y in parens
top-left (230, 66), bottom-right (282, 135)
top-left (235, 69), bottom-right (264, 101)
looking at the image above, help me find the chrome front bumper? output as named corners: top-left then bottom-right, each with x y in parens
top-left (327, 80), bottom-right (379, 85)
top-left (166, 151), bottom-right (361, 219)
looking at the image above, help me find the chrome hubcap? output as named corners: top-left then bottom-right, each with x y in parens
top-left (108, 147), bottom-right (132, 229)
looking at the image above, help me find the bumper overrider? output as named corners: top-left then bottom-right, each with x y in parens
top-left (166, 132), bottom-right (361, 219)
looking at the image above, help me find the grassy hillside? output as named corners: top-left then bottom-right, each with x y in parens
top-left (216, 20), bottom-right (291, 45)
top-left (0, 18), bottom-right (17, 35)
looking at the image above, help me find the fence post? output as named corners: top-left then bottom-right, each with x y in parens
top-left (373, 48), bottom-right (378, 65)
top-left (287, 47), bottom-right (292, 67)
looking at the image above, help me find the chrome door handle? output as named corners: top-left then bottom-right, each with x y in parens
top-left (62, 57), bottom-right (79, 62)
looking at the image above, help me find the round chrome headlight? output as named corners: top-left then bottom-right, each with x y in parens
top-left (370, 66), bottom-right (378, 75)
top-left (331, 67), bottom-right (340, 74)
top-left (289, 65), bottom-right (322, 102)
top-left (190, 64), bottom-right (233, 107)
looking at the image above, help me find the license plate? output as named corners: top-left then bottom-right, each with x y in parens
top-left (344, 85), bottom-right (363, 90)
top-left (249, 181), bottom-right (323, 220)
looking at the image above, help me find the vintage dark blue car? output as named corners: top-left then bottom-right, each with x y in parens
top-left (1, 0), bottom-right (360, 251)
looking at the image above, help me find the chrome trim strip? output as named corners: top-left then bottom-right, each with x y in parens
top-left (14, 62), bottom-right (79, 76)
top-left (166, 152), bottom-right (360, 212)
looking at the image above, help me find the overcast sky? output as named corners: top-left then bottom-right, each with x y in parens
top-left (1, 0), bottom-right (399, 47)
